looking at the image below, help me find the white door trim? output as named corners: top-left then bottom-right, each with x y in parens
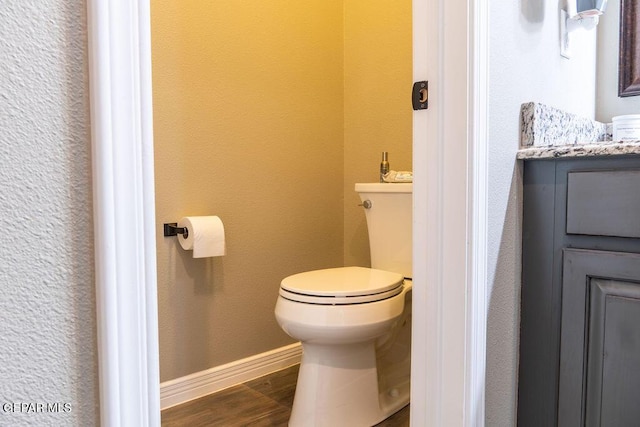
top-left (87, 0), bottom-right (161, 425)
top-left (411, 0), bottom-right (488, 425)
top-left (87, 0), bottom-right (488, 425)
top-left (466, 0), bottom-right (489, 423)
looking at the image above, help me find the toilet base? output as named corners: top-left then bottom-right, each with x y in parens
top-left (288, 341), bottom-right (409, 427)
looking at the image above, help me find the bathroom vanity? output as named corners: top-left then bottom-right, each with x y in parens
top-left (517, 150), bottom-right (640, 426)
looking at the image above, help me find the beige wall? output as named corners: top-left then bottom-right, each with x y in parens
top-left (152, 0), bottom-right (412, 382)
top-left (343, 0), bottom-right (413, 267)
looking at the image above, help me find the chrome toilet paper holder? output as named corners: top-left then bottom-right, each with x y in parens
top-left (163, 223), bottom-right (189, 239)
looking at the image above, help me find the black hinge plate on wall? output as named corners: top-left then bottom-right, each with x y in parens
top-left (412, 81), bottom-right (428, 110)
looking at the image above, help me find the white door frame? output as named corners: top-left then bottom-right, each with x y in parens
top-left (86, 0), bottom-right (488, 425)
top-left (87, 0), bottom-right (161, 425)
top-left (411, 0), bottom-right (488, 425)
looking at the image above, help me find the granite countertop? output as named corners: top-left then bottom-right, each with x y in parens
top-left (517, 102), bottom-right (640, 160)
top-left (517, 140), bottom-right (640, 160)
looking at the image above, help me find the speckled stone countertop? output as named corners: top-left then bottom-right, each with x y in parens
top-left (520, 102), bottom-right (607, 147)
top-left (517, 102), bottom-right (640, 160)
top-left (517, 140), bottom-right (640, 159)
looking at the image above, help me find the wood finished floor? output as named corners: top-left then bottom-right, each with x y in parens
top-left (161, 364), bottom-right (410, 426)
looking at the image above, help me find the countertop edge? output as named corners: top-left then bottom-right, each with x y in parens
top-left (517, 141), bottom-right (640, 160)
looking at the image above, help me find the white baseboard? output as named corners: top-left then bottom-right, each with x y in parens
top-left (160, 342), bottom-right (302, 410)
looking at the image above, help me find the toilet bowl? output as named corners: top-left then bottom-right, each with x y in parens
top-left (275, 183), bottom-right (413, 426)
top-left (275, 267), bottom-right (412, 426)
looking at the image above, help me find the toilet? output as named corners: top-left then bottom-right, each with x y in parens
top-left (275, 183), bottom-right (412, 427)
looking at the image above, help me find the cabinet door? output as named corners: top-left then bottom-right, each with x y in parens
top-left (559, 249), bottom-right (640, 426)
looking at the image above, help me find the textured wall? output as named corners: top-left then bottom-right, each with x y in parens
top-left (487, 1), bottom-right (597, 425)
top-left (343, 0), bottom-right (413, 268)
top-left (0, 1), bottom-right (98, 426)
top-left (152, 0), bottom-right (345, 381)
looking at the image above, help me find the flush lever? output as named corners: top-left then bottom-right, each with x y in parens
top-left (358, 200), bottom-right (372, 209)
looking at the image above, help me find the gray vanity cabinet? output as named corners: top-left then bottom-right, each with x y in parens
top-left (518, 155), bottom-right (640, 427)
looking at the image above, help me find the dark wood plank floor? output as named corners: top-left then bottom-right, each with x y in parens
top-left (161, 364), bottom-right (410, 426)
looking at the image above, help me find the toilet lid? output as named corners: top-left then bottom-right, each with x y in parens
top-left (280, 266), bottom-right (404, 305)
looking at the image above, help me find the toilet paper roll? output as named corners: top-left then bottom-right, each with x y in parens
top-left (177, 216), bottom-right (226, 258)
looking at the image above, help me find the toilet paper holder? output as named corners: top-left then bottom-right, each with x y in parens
top-left (164, 223), bottom-right (189, 239)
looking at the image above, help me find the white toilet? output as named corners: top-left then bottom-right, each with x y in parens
top-left (275, 183), bottom-right (412, 427)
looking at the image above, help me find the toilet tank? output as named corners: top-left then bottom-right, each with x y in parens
top-left (355, 183), bottom-right (412, 278)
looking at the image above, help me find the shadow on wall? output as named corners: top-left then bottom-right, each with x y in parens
top-left (346, 214), bottom-right (370, 266)
top-left (521, 0), bottom-right (545, 25)
top-left (160, 238), bottom-right (225, 373)
top-left (62, 0), bottom-right (100, 425)
top-left (175, 243), bottom-right (224, 295)
top-left (485, 163), bottom-right (523, 426)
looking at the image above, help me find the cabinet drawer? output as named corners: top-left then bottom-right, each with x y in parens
top-left (566, 170), bottom-right (640, 238)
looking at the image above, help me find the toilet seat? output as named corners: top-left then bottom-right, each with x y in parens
top-left (279, 266), bottom-right (404, 305)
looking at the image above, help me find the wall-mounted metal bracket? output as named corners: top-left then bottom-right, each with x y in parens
top-left (163, 223), bottom-right (189, 239)
top-left (412, 81), bottom-right (429, 110)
